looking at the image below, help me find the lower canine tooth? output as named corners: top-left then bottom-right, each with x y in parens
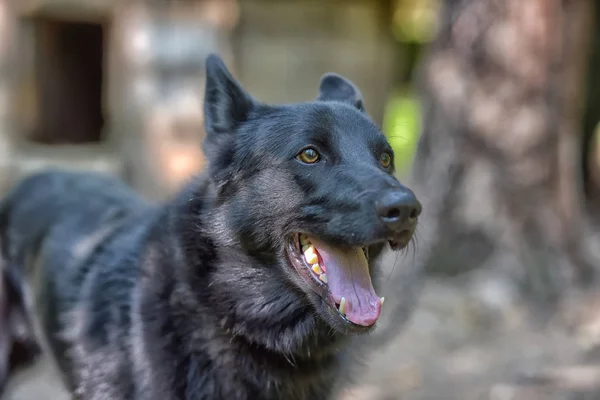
top-left (380, 297), bottom-right (385, 305)
top-left (339, 297), bottom-right (346, 316)
top-left (311, 264), bottom-right (323, 275)
top-left (319, 273), bottom-right (328, 284)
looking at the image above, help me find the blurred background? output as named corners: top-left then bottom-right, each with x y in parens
top-left (2, 0), bottom-right (600, 399)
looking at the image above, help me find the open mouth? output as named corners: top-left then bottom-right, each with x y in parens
top-left (286, 233), bottom-right (384, 329)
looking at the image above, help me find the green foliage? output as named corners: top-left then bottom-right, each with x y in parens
top-left (392, 0), bottom-right (440, 44)
top-left (383, 88), bottom-right (421, 177)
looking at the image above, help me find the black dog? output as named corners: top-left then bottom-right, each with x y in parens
top-left (0, 54), bottom-right (421, 400)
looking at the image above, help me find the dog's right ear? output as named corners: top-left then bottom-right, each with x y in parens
top-left (203, 54), bottom-right (254, 138)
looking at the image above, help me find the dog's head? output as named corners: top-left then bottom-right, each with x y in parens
top-left (202, 55), bottom-right (421, 336)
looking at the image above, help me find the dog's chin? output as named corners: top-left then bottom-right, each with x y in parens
top-left (284, 232), bottom-right (413, 336)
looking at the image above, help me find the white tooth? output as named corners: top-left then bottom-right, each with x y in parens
top-left (380, 297), bottom-right (385, 305)
top-left (303, 245), bottom-right (318, 265)
top-left (311, 264), bottom-right (323, 275)
top-left (319, 273), bottom-right (328, 284)
top-left (339, 297), bottom-right (346, 316)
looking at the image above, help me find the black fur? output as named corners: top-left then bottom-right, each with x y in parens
top-left (0, 54), bottom-right (420, 399)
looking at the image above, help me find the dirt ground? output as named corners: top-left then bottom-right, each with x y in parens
top-left (5, 278), bottom-right (600, 400)
top-left (3, 356), bottom-right (70, 400)
top-left (340, 279), bottom-right (600, 400)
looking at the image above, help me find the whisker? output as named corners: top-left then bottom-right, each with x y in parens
top-left (410, 230), bottom-right (421, 264)
top-left (385, 251), bottom-right (401, 285)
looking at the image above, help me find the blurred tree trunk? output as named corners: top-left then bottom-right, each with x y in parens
top-left (410, 0), bottom-right (598, 304)
top-left (583, 4), bottom-right (600, 219)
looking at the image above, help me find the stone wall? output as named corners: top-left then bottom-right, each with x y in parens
top-left (0, 0), bottom-right (397, 199)
top-left (234, 0), bottom-right (396, 125)
top-left (0, 0), bottom-right (15, 194)
top-left (0, 0), bottom-right (237, 199)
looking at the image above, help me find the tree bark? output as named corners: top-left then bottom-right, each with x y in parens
top-left (409, 0), bottom-right (598, 306)
top-left (582, 4), bottom-right (600, 217)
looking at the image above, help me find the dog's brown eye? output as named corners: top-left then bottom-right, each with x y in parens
top-left (297, 148), bottom-right (320, 164)
top-left (380, 152), bottom-right (392, 168)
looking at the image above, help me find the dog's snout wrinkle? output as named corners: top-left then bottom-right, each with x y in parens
top-left (376, 189), bottom-right (421, 230)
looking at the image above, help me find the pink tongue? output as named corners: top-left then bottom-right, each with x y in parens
top-left (308, 236), bottom-right (381, 326)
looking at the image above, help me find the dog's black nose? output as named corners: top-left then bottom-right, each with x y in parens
top-left (376, 189), bottom-right (421, 230)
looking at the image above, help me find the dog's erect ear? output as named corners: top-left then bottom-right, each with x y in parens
top-left (204, 54), bottom-right (254, 136)
top-left (203, 54), bottom-right (255, 188)
top-left (317, 73), bottom-right (364, 111)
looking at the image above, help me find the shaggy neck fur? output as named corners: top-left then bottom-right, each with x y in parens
top-left (139, 177), bottom-right (347, 399)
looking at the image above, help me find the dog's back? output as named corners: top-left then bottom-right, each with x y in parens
top-left (0, 170), bottom-right (155, 392)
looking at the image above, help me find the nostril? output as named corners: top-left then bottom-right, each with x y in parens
top-left (409, 209), bottom-right (419, 220)
top-left (409, 203), bottom-right (422, 220)
top-left (385, 208), bottom-right (401, 220)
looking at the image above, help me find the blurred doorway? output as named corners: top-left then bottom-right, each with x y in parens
top-left (27, 17), bottom-right (106, 144)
